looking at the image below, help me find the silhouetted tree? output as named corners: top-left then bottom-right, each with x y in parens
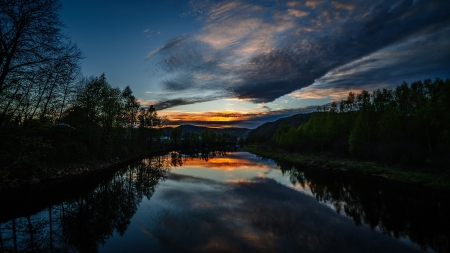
top-left (0, 0), bottom-right (82, 124)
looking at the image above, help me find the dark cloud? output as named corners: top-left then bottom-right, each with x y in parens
top-left (149, 0), bottom-right (450, 109)
top-left (315, 27), bottom-right (450, 89)
top-left (154, 96), bottom-right (223, 110)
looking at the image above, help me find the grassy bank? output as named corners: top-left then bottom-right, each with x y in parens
top-left (244, 145), bottom-right (450, 190)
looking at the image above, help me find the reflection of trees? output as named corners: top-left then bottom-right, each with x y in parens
top-left (165, 147), bottom-right (238, 168)
top-left (178, 147), bottom-right (237, 163)
top-left (0, 156), bottom-right (167, 252)
top-left (170, 151), bottom-right (183, 167)
top-left (278, 161), bottom-right (450, 253)
top-left (0, 206), bottom-right (78, 252)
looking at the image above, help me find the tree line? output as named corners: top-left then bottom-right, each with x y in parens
top-left (0, 72), bottom-right (165, 175)
top-left (272, 78), bottom-right (450, 167)
top-left (176, 129), bottom-right (239, 149)
top-left (0, 0), bottom-right (165, 180)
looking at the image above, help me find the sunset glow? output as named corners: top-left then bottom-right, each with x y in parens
top-left (180, 156), bottom-right (274, 171)
top-left (59, 0), bottom-right (450, 128)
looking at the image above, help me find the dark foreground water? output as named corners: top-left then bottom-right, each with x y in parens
top-left (1, 150), bottom-right (449, 253)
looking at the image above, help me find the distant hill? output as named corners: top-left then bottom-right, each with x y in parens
top-left (162, 125), bottom-right (250, 138)
top-left (246, 113), bottom-right (312, 143)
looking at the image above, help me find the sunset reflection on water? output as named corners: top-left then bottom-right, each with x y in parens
top-left (169, 151), bottom-right (314, 196)
top-left (1, 150), bottom-right (447, 253)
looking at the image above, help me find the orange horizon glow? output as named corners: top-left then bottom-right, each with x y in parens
top-left (161, 111), bottom-right (252, 121)
top-left (159, 110), bottom-right (257, 128)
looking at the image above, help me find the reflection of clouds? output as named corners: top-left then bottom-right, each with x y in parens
top-left (290, 181), bottom-right (313, 196)
top-left (141, 176), bottom-right (421, 252)
top-left (179, 156), bottom-right (276, 171)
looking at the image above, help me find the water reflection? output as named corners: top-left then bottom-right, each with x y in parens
top-left (0, 157), bottom-right (168, 253)
top-left (131, 175), bottom-right (422, 253)
top-left (276, 161), bottom-right (450, 253)
top-left (0, 150), bottom-right (449, 253)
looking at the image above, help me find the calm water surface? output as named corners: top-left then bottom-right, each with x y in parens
top-left (1, 150), bottom-right (449, 253)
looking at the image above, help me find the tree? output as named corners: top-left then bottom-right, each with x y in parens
top-left (171, 127), bottom-right (183, 147)
top-left (0, 0), bottom-right (81, 90)
top-left (0, 0), bottom-right (82, 125)
top-left (137, 105), bottom-right (165, 149)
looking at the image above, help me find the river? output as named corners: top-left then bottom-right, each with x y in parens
top-left (0, 149), bottom-right (449, 253)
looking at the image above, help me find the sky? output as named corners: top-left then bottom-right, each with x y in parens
top-left (59, 0), bottom-right (450, 129)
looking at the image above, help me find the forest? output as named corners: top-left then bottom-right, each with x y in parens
top-left (271, 78), bottom-right (450, 167)
top-left (0, 0), bottom-right (168, 181)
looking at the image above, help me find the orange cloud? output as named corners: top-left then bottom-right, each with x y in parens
top-left (137, 99), bottom-right (158, 106)
top-left (288, 87), bottom-right (359, 101)
top-left (287, 1), bottom-right (297, 7)
top-left (332, 2), bottom-right (355, 11)
top-left (288, 9), bottom-right (309, 18)
top-left (305, 1), bottom-right (320, 8)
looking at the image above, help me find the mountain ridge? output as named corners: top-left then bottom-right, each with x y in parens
top-left (162, 124), bottom-right (251, 138)
top-left (246, 113), bottom-right (312, 143)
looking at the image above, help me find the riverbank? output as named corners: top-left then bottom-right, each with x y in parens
top-left (244, 145), bottom-right (450, 190)
top-left (0, 147), bottom-right (171, 193)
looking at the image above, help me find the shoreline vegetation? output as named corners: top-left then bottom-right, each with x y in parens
top-left (0, 137), bottom-right (239, 191)
top-left (244, 145), bottom-right (450, 191)
top-left (0, 146), bottom-right (169, 192)
top-left (244, 78), bottom-right (450, 191)
top-left (0, 135), bottom-right (239, 192)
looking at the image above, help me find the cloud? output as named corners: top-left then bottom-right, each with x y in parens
top-left (331, 2), bottom-right (355, 11)
top-left (289, 86), bottom-right (362, 101)
top-left (155, 98), bottom-right (213, 110)
top-left (287, 1), bottom-right (297, 7)
top-left (312, 27), bottom-right (450, 90)
top-left (154, 91), bottom-right (228, 110)
top-left (287, 9), bottom-right (309, 18)
top-left (305, 1), bottom-right (320, 8)
top-left (137, 99), bottom-right (158, 107)
top-left (147, 0), bottom-right (450, 110)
